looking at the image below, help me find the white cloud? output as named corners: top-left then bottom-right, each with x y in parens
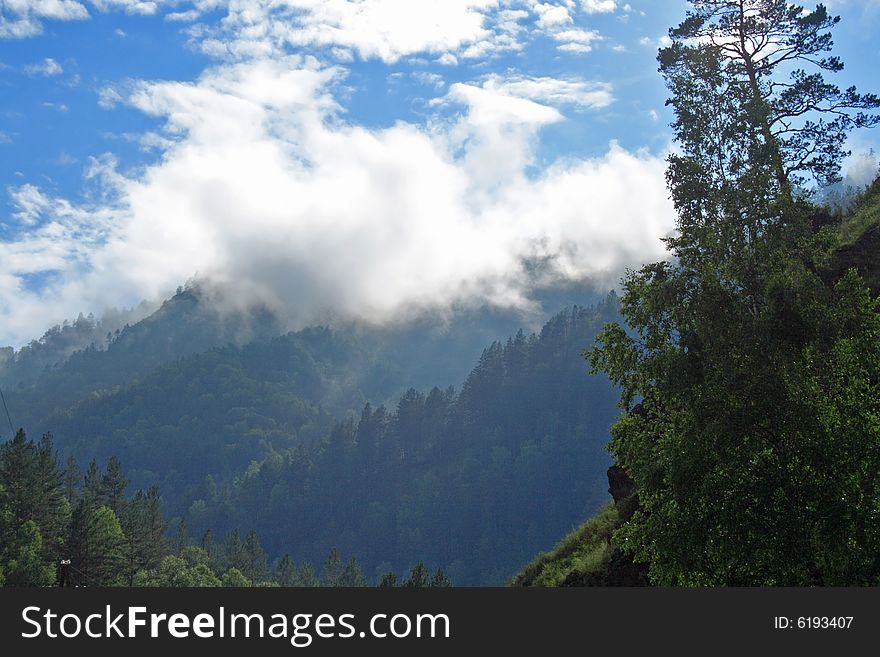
top-left (412, 71), bottom-right (445, 90)
top-left (436, 53), bottom-right (459, 66)
top-left (581, 0), bottom-right (616, 13)
top-left (482, 73), bottom-right (614, 110)
top-left (187, 0), bottom-right (503, 64)
top-left (8, 183), bottom-right (52, 224)
top-left (165, 9), bottom-right (201, 22)
top-left (534, 3), bottom-right (572, 29)
top-left (0, 57), bottom-right (674, 345)
top-left (0, 0), bottom-right (89, 38)
top-left (24, 57), bottom-right (63, 76)
top-left (89, 0), bottom-right (163, 16)
top-left (553, 27), bottom-right (602, 52)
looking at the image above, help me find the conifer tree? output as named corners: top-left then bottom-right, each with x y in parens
top-left (274, 554), bottom-right (297, 587)
top-left (339, 557), bottom-right (368, 587)
top-left (403, 562), bottom-right (431, 587)
top-left (322, 547), bottom-right (343, 587)
top-left (241, 529), bottom-right (268, 584)
top-left (120, 487), bottom-right (167, 586)
top-left (296, 561), bottom-right (319, 587)
top-left (590, 0), bottom-right (880, 585)
top-left (99, 456), bottom-right (129, 515)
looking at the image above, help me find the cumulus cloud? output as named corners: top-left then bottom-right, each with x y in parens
top-left (553, 27), bottom-right (603, 53)
top-left (8, 183), bottom-right (52, 224)
top-left (89, 0), bottom-right (162, 15)
top-left (533, 3), bottom-right (572, 29)
top-left (0, 56), bottom-right (674, 345)
top-left (480, 73), bottom-right (614, 110)
top-left (189, 0), bottom-right (501, 63)
top-left (1, 1), bottom-right (89, 39)
top-left (24, 57), bottom-right (63, 76)
top-left (581, 0), bottom-right (616, 13)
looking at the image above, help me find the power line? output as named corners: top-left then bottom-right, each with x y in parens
top-left (0, 386), bottom-right (14, 436)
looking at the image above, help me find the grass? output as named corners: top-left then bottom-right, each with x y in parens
top-left (509, 502), bottom-right (620, 587)
top-left (837, 183), bottom-right (880, 247)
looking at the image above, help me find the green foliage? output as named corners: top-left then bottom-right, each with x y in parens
top-left (181, 302), bottom-right (620, 584)
top-left (134, 554), bottom-right (221, 587)
top-left (241, 529), bottom-right (268, 585)
top-left (590, 0), bottom-right (880, 586)
top-left (837, 179), bottom-right (880, 247)
top-left (339, 557), bottom-right (368, 587)
top-left (321, 547), bottom-right (343, 587)
top-left (296, 561), bottom-right (319, 587)
top-left (274, 553), bottom-right (297, 587)
top-left (511, 503), bottom-right (618, 587)
top-left (429, 567), bottom-right (452, 588)
top-left (100, 456), bottom-right (129, 516)
top-left (221, 567), bottom-right (250, 588)
top-left (377, 571), bottom-right (397, 588)
top-left (120, 487), bottom-right (167, 586)
top-left (403, 562), bottom-right (430, 588)
top-left (0, 431), bottom-right (71, 585)
top-left (2, 520), bottom-right (56, 587)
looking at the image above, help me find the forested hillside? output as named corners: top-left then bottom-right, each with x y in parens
top-left (0, 430), bottom-right (451, 587)
top-left (1, 292), bottom-right (621, 585)
top-left (182, 301), bottom-right (620, 584)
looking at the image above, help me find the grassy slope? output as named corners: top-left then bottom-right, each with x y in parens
top-left (831, 177), bottom-right (880, 293)
top-left (510, 503), bottom-right (619, 587)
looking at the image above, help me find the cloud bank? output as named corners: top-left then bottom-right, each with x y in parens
top-left (1, 54), bottom-right (675, 345)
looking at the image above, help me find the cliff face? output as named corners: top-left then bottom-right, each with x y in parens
top-left (827, 176), bottom-right (880, 294)
top-left (510, 465), bottom-right (649, 587)
top-left (828, 223), bottom-right (880, 294)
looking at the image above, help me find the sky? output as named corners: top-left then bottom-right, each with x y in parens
top-left (0, 0), bottom-right (879, 347)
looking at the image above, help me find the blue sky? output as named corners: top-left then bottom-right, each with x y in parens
top-left (0, 0), bottom-right (878, 346)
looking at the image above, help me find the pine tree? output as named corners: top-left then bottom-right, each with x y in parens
top-left (274, 554), bottom-right (297, 587)
top-left (172, 518), bottom-right (189, 554)
top-left (68, 502), bottom-right (126, 586)
top-left (200, 529), bottom-right (216, 567)
top-left (403, 562), bottom-right (430, 587)
top-left (377, 571), bottom-right (397, 588)
top-left (33, 434), bottom-right (70, 565)
top-left (223, 528), bottom-right (243, 572)
top-left (0, 431), bottom-right (69, 580)
top-left (0, 430), bottom-right (36, 523)
top-left (430, 567), bottom-right (452, 587)
top-left (322, 547), bottom-right (343, 587)
top-left (241, 529), bottom-right (268, 585)
top-left (82, 460), bottom-right (102, 505)
top-left (120, 487), bottom-right (167, 586)
top-left (590, 0), bottom-right (880, 585)
top-left (63, 455), bottom-right (80, 506)
top-left (338, 557), bottom-right (368, 587)
top-left (99, 456), bottom-right (129, 515)
top-left (296, 561), bottom-right (319, 587)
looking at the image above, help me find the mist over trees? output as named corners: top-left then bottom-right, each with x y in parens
top-left (0, 296), bottom-right (621, 586)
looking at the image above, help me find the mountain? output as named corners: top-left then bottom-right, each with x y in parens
top-left (0, 281), bottom-right (621, 585)
top-left (179, 300), bottom-right (622, 585)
